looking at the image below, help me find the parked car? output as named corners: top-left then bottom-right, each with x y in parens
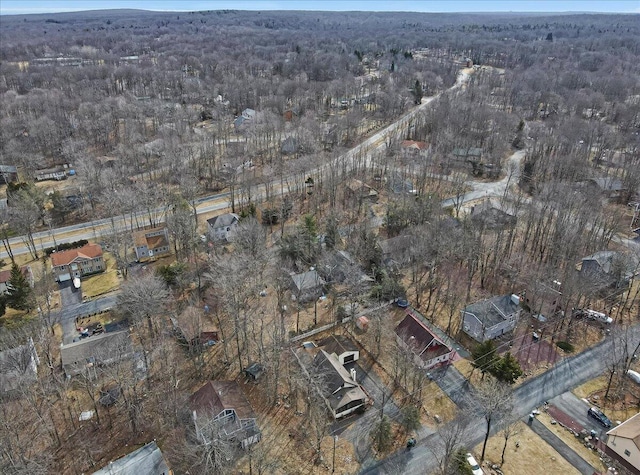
top-left (395, 297), bottom-right (409, 308)
top-left (588, 407), bottom-right (612, 428)
top-left (626, 369), bottom-right (640, 385)
top-left (465, 453), bottom-right (484, 475)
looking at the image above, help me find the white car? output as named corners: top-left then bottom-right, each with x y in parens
top-left (466, 453), bottom-right (484, 475)
top-left (626, 369), bottom-right (640, 385)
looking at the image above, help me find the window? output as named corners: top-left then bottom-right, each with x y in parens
top-left (625, 449), bottom-right (631, 457)
top-left (343, 354), bottom-right (355, 364)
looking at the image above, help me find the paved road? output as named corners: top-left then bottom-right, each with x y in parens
top-left (360, 323), bottom-right (640, 474)
top-left (57, 293), bottom-right (119, 344)
top-left (0, 69), bottom-right (474, 260)
top-left (527, 418), bottom-right (597, 475)
top-left (548, 392), bottom-right (608, 436)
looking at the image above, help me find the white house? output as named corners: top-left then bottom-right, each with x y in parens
top-left (207, 213), bottom-right (240, 242)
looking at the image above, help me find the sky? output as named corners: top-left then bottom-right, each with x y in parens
top-left (0, 0), bottom-right (639, 15)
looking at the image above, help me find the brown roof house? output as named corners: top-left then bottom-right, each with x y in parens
top-left (605, 412), bottom-right (640, 474)
top-left (51, 243), bottom-right (105, 283)
top-left (395, 313), bottom-right (455, 369)
top-left (318, 335), bottom-right (360, 366)
top-left (0, 337), bottom-right (39, 396)
top-left (310, 349), bottom-right (369, 419)
top-left (462, 294), bottom-right (521, 343)
top-left (0, 265), bottom-right (33, 295)
top-left (191, 381), bottom-right (261, 449)
top-left (92, 441), bottom-right (172, 475)
top-left (345, 178), bottom-right (378, 205)
top-left (60, 331), bottom-right (134, 378)
top-left (133, 226), bottom-right (171, 261)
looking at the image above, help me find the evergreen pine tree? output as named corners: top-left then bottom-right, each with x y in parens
top-left (6, 264), bottom-right (33, 311)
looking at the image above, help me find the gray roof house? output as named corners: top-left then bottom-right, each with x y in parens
top-left (0, 165), bottom-right (18, 184)
top-left (311, 349), bottom-right (368, 419)
top-left (191, 380), bottom-right (261, 448)
top-left (60, 331), bottom-right (134, 378)
top-left (92, 441), bottom-right (171, 475)
top-left (207, 213), bottom-right (240, 242)
top-left (0, 337), bottom-right (39, 395)
top-left (580, 251), bottom-right (636, 290)
top-left (291, 270), bottom-right (326, 303)
top-left (462, 294), bottom-right (522, 343)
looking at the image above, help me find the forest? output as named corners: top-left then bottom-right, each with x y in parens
top-left (0, 8), bottom-right (639, 475)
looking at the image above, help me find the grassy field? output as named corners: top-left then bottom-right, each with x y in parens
top-left (477, 421), bottom-right (580, 475)
top-left (537, 412), bottom-right (608, 473)
top-left (80, 253), bottom-right (121, 299)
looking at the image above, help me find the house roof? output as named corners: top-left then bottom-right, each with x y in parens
top-left (395, 313), bottom-right (452, 360)
top-left (463, 294), bottom-right (520, 328)
top-left (92, 441), bottom-right (170, 475)
top-left (312, 350), bottom-right (367, 412)
top-left (401, 140), bottom-right (429, 150)
top-left (379, 235), bottom-right (413, 257)
top-left (207, 213), bottom-right (239, 229)
top-left (132, 227), bottom-right (168, 250)
top-left (191, 381), bottom-right (255, 420)
top-left (0, 165), bottom-right (17, 174)
top-left (452, 147), bottom-right (483, 158)
top-left (470, 199), bottom-right (517, 229)
top-left (0, 339), bottom-right (38, 392)
top-left (345, 178), bottom-right (378, 198)
top-left (291, 270), bottom-right (326, 292)
top-left (607, 412), bottom-right (640, 452)
top-left (590, 177), bottom-right (624, 192)
top-left (0, 266), bottom-right (30, 285)
top-left (319, 335), bottom-right (359, 356)
top-left (582, 251), bottom-right (618, 275)
top-left (50, 243), bottom-right (103, 267)
top-left (60, 331), bottom-right (132, 376)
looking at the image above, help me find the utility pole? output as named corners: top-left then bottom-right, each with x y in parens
top-left (332, 435), bottom-right (338, 474)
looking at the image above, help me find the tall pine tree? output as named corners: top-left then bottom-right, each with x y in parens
top-left (6, 264), bottom-right (33, 311)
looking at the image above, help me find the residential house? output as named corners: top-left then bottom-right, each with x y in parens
top-left (311, 349), bottom-right (368, 419)
top-left (207, 213), bottom-right (240, 242)
top-left (379, 235), bottom-right (413, 270)
top-left (0, 265), bottom-right (33, 295)
top-left (605, 412), bottom-right (640, 474)
top-left (92, 441), bottom-right (172, 475)
top-left (133, 226), bottom-right (171, 260)
top-left (0, 165), bottom-right (18, 184)
top-left (170, 310), bottom-right (219, 348)
top-left (319, 250), bottom-right (373, 286)
top-left (234, 108), bottom-right (256, 129)
top-left (400, 140), bottom-right (430, 162)
top-left (51, 243), bottom-right (105, 283)
top-left (0, 337), bottom-right (39, 395)
top-left (344, 178), bottom-right (378, 204)
top-left (588, 176), bottom-right (626, 201)
top-left (280, 136), bottom-right (300, 155)
top-left (452, 147), bottom-right (483, 163)
top-left (318, 334), bottom-right (360, 366)
top-left (470, 199), bottom-right (517, 230)
top-left (395, 313), bottom-right (455, 369)
top-left (462, 294), bottom-right (522, 343)
top-left (191, 380), bottom-right (261, 448)
top-left (290, 270), bottom-right (326, 303)
top-left (35, 166), bottom-right (67, 181)
top-left (60, 331), bottom-right (133, 378)
top-left (580, 251), bottom-right (636, 291)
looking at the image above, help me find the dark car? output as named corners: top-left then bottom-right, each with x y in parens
top-left (395, 298), bottom-right (409, 308)
top-left (588, 407), bottom-right (612, 428)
